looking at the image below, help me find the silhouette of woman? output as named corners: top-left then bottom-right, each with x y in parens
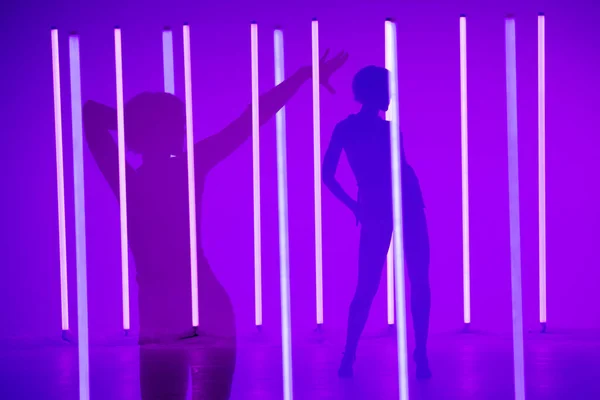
top-left (83, 50), bottom-right (347, 399)
top-left (322, 66), bottom-right (431, 380)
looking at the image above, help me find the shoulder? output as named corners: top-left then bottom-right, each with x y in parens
top-left (332, 114), bottom-right (357, 137)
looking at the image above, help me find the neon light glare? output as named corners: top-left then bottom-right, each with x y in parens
top-left (251, 22), bottom-right (263, 327)
top-left (311, 18), bottom-right (324, 326)
top-left (386, 235), bottom-right (395, 325)
top-left (114, 27), bottom-right (131, 331)
top-left (69, 33), bottom-right (90, 400)
top-left (386, 19), bottom-right (410, 400)
top-left (459, 15), bottom-right (472, 325)
top-left (505, 17), bottom-right (526, 400)
top-left (538, 13), bottom-right (547, 326)
top-left (183, 24), bottom-right (200, 328)
top-left (51, 29), bottom-right (69, 332)
top-left (384, 40), bottom-right (395, 326)
top-left (162, 28), bottom-right (175, 94)
top-left (274, 28), bottom-right (294, 400)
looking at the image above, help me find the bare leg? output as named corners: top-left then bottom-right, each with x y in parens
top-left (340, 218), bottom-right (393, 377)
top-left (404, 206), bottom-right (431, 379)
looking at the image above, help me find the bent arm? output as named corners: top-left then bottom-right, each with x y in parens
top-left (322, 126), bottom-right (356, 212)
top-left (195, 66), bottom-right (312, 173)
top-left (83, 100), bottom-right (134, 199)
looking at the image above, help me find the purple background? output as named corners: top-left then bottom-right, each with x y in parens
top-left (1, 0), bottom-right (599, 351)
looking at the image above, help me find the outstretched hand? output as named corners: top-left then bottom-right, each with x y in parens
top-left (319, 49), bottom-right (349, 94)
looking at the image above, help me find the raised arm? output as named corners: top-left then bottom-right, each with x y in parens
top-left (322, 124), bottom-right (357, 214)
top-left (195, 50), bottom-right (349, 173)
top-left (83, 100), bottom-right (134, 199)
top-left (194, 66), bottom-right (312, 173)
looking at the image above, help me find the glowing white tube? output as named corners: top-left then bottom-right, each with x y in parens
top-left (385, 19), bottom-right (410, 400)
top-left (183, 24), bottom-right (200, 328)
top-left (51, 29), bottom-right (69, 332)
top-left (459, 15), bottom-right (472, 326)
top-left (538, 13), bottom-right (547, 329)
top-left (386, 236), bottom-right (395, 325)
top-left (505, 17), bottom-right (526, 400)
top-left (69, 33), bottom-right (90, 400)
top-left (384, 41), bottom-right (395, 326)
top-left (251, 22), bottom-right (263, 327)
top-left (114, 27), bottom-right (131, 332)
top-left (311, 18), bottom-right (324, 326)
top-left (162, 28), bottom-right (175, 94)
top-left (274, 28), bottom-right (294, 400)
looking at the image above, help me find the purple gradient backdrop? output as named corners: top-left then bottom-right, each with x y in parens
top-left (1, 0), bottom-right (599, 348)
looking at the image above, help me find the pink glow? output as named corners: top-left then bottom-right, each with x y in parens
top-left (183, 24), bottom-right (200, 328)
top-left (50, 29), bottom-right (69, 332)
top-left (251, 22), bottom-right (263, 327)
top-left (114, 27), bottom-right (131, 331)
top-left (311, 18), bottom-right (324, 326)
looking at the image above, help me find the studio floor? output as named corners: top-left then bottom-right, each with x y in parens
top-left (1, 329), bottom-right (599, 400)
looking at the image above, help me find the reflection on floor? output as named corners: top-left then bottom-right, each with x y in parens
top-left (1, 330), bottom-right (599, 399)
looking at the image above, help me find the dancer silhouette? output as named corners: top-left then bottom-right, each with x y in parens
top-left (83, 49), bottom-right (348, 399)
top-left (322, 65), bottom-right (431, 380)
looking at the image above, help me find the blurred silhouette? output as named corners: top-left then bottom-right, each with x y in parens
top-left (322, 65), bottom-right (431, 380)
top-left (83, 49), bottom-right (347, 399)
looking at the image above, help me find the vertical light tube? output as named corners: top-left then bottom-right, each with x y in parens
top-left (459, 15), bottom-right (472, 326)
top-left (505, 16), bottom-right (526, 400)
top-left (51, 28), bottom-right (70, 332)
top-left (274, 28), bottom-right (294, 400)
top-left (114, 27), bottom-right (131, 332)
top-left (537, 13), bottom-right (547, 331)
top-left (251, 22), bottom-right (263, 328)
top-left (162, 27), bottom-right (175, 94)
top-left (386, 236), bottom-right (395, 325)
top-left (311, 18), bottom-right (324, 327)
top-left (183, 24), bottom-right (199, 328)
top-left (384, 39), bottom-right (395, 326)
top-left (69, 33), bottom-right (90, 400)
top-left (385, 19), bottom-right (410, 400)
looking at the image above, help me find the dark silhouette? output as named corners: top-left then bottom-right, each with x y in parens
top-left (83, 50), bottom-right (348, 399)
top-left (322, 66), bottom-right (431, 380)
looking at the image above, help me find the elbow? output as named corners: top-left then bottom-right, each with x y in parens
top-left (322, 170), bottom-right (334, 187)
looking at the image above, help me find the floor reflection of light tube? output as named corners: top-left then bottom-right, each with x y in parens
top-left (459, 15), bottom-right (472, 327)
top-left (69, 32), bottom-right (90, 400)
top-left (50, 28), bottom-right (70, 334)
top-left (114, 27), bottom-right (131, 332)
top-left (274, 28), bottom-right (294, 400)
top-left (311, 18), bottom-right (324, 327)
top-left (504, 16), bottom-right (526, 400)
top-left (183, 24), bottom-right (200, 329)
top-left (385, 18), bottom-right (410, 400)
top-left (251, 22), bottom-right (263, 328)
top-left (538, 13), bottom-right (547, 332)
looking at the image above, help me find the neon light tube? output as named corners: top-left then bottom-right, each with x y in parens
top-left (311, 18), bottom-right (324, 326)
top-left (51, 28), bottom-right (69, 332)
top-left (386, 236), bottom-right (394, 325)
top-left (274, 28), bottom-right (294, 400)
top-left (537, 13), bottom-right (547, 329)
top-left (251, 22), bottom-right (263, 327)
top-left (384, 41), bottom-right (395, 326)
top-left (183, 24), bottom-right (200, 328)
top-left (504, 16), bottom-right (526, 400)
top-left (69, 32), bottom-right (90, 400)
top-left (385, 18), bottom-right (410, 400)
top-left (114, 27), bottom-right (131, 331)
top-left (459, 15), bottom-right (472, 326)
top-left (162, 28), bottom-right (175, 94)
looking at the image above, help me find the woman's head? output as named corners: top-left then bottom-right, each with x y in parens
top-left (125, 92), bottom-right (186, 158)
top-left (352, 66), bottom-right (390, 112)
